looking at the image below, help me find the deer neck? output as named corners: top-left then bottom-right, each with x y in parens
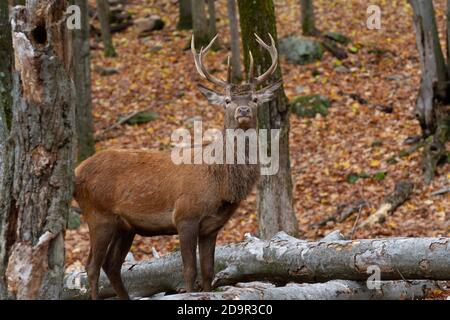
top-left (209, 126), bottom-right (260, 203)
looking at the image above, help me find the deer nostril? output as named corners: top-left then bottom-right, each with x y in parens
top-left (238, 106), bottom-right (251, 116)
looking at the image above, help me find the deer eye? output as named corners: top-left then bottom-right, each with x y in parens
top-left (252, 97), bottom-right (258, 103)
top-left (225, 98), bottom-right (231, 104)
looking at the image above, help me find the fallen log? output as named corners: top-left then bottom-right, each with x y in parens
top-left (359, 180), bottom-right (413, 228)
top-left (62, 233), bottom-right (450, 300)
top-left (145, 280), bottom-right (443, 300)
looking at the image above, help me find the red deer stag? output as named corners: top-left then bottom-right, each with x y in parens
top-left (74, 33), bottom-right (282, 299)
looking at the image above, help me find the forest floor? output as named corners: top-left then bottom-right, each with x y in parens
top-left (66, 0), bottom-right (449, 297)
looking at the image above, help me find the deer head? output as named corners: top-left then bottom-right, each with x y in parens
top-left (191, 34), bottom-right (282, 130)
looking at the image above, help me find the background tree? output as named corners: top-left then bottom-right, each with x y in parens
top-left (409, 0), bottom-right (450, 184)
top-left (4, 0), bottom-right (76, 299)
top-left (237, 0), bottom-right (299, 239)
top-left (191, 0), bottom-right (210, 48)
top-left (227, 0), bottom-right (242, 82)
top-left (177, 0), bottom-right (192, 30)
top-left (0, 0), bottom-right (14, 300)
top-left (72, 0), bottom-right (95, 162)
top-left (97, 0), bottom-right (117, 57)
top-left (300, 0), bottom-right (319, 36)
top-left (207, 0), bottom-right (217, 38)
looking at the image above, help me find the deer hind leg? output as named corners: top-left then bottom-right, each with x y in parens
top-left (86, 213), bottom-right (116, 300)
top-left (102, 225), bottom-right (135, 300)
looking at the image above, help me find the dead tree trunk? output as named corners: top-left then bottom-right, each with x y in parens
top-left (410, 0), bottom-right (450, 184)
top-left (237, 0), bottom-right (298, 239)
top-left (72, 0), bottom-right (95, 162)
top-left (62, 233), bottom-right (450, 299)
top-left (148, 280), bottom-right (441, 300)
top-left (96, 0), bottom-right (117, 57)
top-left (0, 0), bottom-right (14, 300)
top-left (6, 0), bottom-right (76, 299)
top-left (177, 0), bottom-right (192, 30)
top-left (227, 0), bottom-right (242, 82)
top-left (191, 0), bottom-right (210, 48)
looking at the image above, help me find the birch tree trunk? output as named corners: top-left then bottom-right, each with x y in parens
top-left (0, 0), bottom-right (14, 300)
top-left (237, 0), bottom-right (298, 239)
top-left (62, 233), bottom-right (450, 300)
top-left (96, 0), bottom-right (117, 57)
top-left (72, 0), bottom-right (95, 162)
top-left (177, 0), bottom-right (192, 30)
top-left (410, 0), bottom-right (450, 184)
top-left (227, 0), bottom-right (242, 82)
top-left (6, 0), bottom-right (76, 299)
top-left (300, 0), bottom-right (319, 36)
top-left (191, 0), bottom-right (210, 48)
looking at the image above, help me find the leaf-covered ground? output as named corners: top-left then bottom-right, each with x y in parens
top-left (66, 0), bottom-right (449, 292)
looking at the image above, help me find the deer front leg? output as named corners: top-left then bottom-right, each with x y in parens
top-left (177, 219), bottom-right (199, 292)
top-left (199, 232), bottom-right (218, 292)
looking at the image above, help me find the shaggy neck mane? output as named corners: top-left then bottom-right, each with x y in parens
top-left (208, 128), bottom-right (260, 203)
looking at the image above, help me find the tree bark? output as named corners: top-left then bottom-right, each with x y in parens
top-left (237, 0), bottom-right (298, 239)
top-left (410, 0), bottom-right (450, 184)
top-left (191, 0), bottom-right (210, 48)
top-left (177, 0), bottom-right (192, 30)
top-left (72, 0), bottom-right (95, 162)
top-left (207, 0), bottom-right (217, 37)
top-left (146, 280), bottom-right (441, 300)
top-left (227, 0), bottom-right (242, 82)
top-left (0, 0), bottom-right (14, 300)
top-left (96, 0), bottom-right (117, 57)
top-left (6, 0), bottom-right (76, 299)
top-left (62, 233), bottom-right (450, 299)
top-left (300, 0), bottom-right (319, 36)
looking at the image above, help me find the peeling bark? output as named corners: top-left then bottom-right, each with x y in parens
top-left (6, 0), bottom-right (75, 299)
top-left (62, 233), bottom-right (450, 300)
top-left (146, 280), bottom-right (443, 300)
top-left (0, 0), bottom-right (14, 300)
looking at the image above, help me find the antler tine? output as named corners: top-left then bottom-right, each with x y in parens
top-left (191, 34), bottom-right (229, 87)
top-left (226, 54), bottom-right (232, 83)
top-left (253, 33), bottom-right (278, 86)
top-left (248, 50), bottom-right (254, 84)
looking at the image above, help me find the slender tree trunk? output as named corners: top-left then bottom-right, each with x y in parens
top-left (410, 0), bottom-right (450, 184)
top-left (191, 0), bottom-right (210, 48)
top-left (0, 0), bottom-right (14, 300)
top-left (6, 0), bottom-right (76, 299)
top-left (177, 0), bottom-right (192, 30)
top-left (227, 0), bottom-right (242, 82)
top-left (237, 0), bottom-right (298, 239)
top-left (96, 0), bottom-right (117, 57)
top-left (300, 0), bottom-right (319, 36)
top-left (207, 0), bottom-right (217, 36)
top-left (72, 0), bottom-right (95, 162)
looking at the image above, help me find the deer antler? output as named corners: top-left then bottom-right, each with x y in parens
top-left (191, 35), bottom-right (231, 87)
top-left (248, 33), bottom-right (278, 86)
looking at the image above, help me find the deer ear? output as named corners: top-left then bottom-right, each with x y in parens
top-left (197, 84), bottom-right (226, 105)
top-left (255, 79), bottom-right (283, 103)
